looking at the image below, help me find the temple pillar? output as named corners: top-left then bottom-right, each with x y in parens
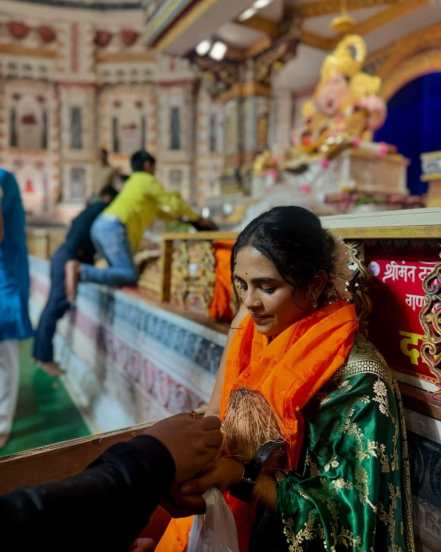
top-left (194, 84), bottom-right (225, 207)
top-left (55, 21), bottom-right (97, 220)
top-left (155, 70), bottom-right (197, 203)
top-left (269, 88), bottom-right (294, 157)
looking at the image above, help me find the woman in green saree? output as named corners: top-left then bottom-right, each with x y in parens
top-left (158, 206), bottom-right (415, 552)
top-left (274, 333), bottom-right (415, 551)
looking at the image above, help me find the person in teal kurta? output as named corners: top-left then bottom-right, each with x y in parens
top-left (0, 169), bottom-right (33, 447)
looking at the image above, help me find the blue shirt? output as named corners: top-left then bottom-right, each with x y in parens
top-left (64, 201), bottom-right (107, 263)
top-left (0, 169), bottom-right (33, 340)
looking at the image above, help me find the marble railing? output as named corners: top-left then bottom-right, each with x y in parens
top-left (30, 256), bottom-right (225, 433)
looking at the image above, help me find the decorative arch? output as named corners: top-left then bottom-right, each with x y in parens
top-left (373, 25), bottom-right (441, 195)
top-left (375, 73), bottom-right (441, 195)
top-left (381, 50), bottom-right (441, 101)
top-left (378, 24), bottom-right (441, 100)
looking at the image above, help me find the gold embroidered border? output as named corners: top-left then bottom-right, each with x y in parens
top-left (419, 256), bottom-right (441, 391)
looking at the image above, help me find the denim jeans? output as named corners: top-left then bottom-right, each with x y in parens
top-left (80, 215), bottom-right (138, 286)
top-left (33, 245), bottom-right (71, 363)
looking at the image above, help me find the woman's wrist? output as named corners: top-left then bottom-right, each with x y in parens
top-left (253, 473), bottom-right (278, 509)
top-left (221, 456), bottom-right (246, 487)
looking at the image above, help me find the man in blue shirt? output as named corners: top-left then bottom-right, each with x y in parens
top-left (33, 185), bottom-right (118, 375)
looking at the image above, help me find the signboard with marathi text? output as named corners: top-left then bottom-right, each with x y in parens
top-left (365, 246), bottom-right (440, 401)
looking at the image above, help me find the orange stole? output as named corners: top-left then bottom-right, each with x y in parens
top-left (209, 240), bottom-right (234, 322)
top-left (156, 301), bottom-right (358, 552)
top-left (221, 301), bottom-right (358, 468)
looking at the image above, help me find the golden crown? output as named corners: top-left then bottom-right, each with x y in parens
top-left (321, 35), bottom-right (367, 81)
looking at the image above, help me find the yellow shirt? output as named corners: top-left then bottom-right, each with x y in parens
top-left (104, 172), bottom-right (198, 252)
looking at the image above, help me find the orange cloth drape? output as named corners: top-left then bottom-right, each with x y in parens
top-left (221, 300), bottom-right (358, 468)
top-left (156, 301), bottom-right (358, 552)
top-left (208, 240), bottom-right (234, 322)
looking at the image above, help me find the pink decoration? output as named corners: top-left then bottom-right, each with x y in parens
top-left (352, 137), bottom-right (362, 148)
top-left (299, 183), bottom-right (312, 194)
top-left (24, 179), bottom-right (34, 193)
top-left (6, 21), bottom-right (30, 40)
top-left (290, 129), bottom-right (297, 146)
top-left (377, 142), bottom-right (388, 158)
top-left (37, 25), bottom-right (56, 43)
top-left (94, 30), bottom-right (113, 48)
top-left (120, 29), bottom-right (139, 47)
top-left (320, 158), bottom-right (330, 169)
top-left (356, 95), bottom-right (387, 131)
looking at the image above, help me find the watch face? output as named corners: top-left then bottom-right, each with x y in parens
top-left (245, 440), bottom-right (286, 482)
top-left (256, 439), bottom-right (285, 464)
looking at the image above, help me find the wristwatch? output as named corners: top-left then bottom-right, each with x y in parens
top-left (230, 439), bottom-right (285, 502)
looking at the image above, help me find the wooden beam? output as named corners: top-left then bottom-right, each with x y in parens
top-left (330, 224), bottom-right (441, 239)
top-left (244, 35), bottom-right (272, 58)
top-left (297, 0), bottom-right (428, 52)
top-left (0, 43), bottom-right (57, 59)
top-left (238, 14), bottom-right (281, 39)
top-left (225, 46), bottom-right (248, 61)
top-left (299, 29), bottom-right (337, 51)
top-left (216, 39), bottom-right (248, 61)
top-left (293, 0), bottom-right (400, 19)
top-left (152, 0), bottom-right (219, 51)
top-left (0, 423), bottom-right (154, 495)
top-left (350, 0), bottom-right (429, 37)
top-left (96, 51), bottom-right (156, 63)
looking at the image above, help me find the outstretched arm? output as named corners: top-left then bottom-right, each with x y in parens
top-left (145, 176), bottom-right (199, 222)
top-left (0, 414), bottom-right (223, 551)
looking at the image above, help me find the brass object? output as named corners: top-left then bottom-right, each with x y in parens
top-left (170, 239), bottom-right (216, 315)
top-left (345, 240), bottom-right (372, 335)
top-left (419, 253), bottom-right (441, 392)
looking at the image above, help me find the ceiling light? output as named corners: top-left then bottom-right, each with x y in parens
top-left (253, 0), bottom-right (271, 8)
top-left (196, 40), bottom-right (211, 56)
top-left (209, 41), bottom-right (227, 61)
top-left (238, 8), bottom-right (256, 21)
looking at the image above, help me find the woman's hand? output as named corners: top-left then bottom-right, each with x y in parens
top-left (161, 482), bottom-right (206, 518)
top-left (180, 457), bottom-right (244, 496)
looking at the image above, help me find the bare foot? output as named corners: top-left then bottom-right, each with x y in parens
top-left (39, 361), bottom-right (65, 377)
top-left (130, 539), bottom-right (155, 552)
top-left (65, 260), bottom-right (80, 302)
top-left (0, 433), bottom-right (10, 448)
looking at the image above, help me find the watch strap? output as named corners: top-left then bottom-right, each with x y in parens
top-left (230, 439), bottom-right (285, 502)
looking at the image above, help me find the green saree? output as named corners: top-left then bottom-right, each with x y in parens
top-left (277, 335), bottom-right (415, 552)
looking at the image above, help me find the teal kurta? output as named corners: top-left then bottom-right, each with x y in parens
top-left (277, 336), bottom-right (415, 552)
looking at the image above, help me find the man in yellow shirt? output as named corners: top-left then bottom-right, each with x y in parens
top-left (65, 150), bottom-right (204, 300)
